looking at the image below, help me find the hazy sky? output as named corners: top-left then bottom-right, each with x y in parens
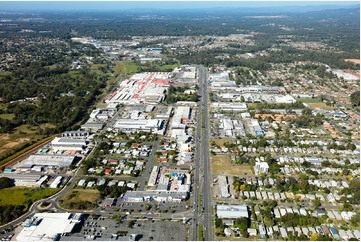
top-left (0, 1), bottom-right (359, 11)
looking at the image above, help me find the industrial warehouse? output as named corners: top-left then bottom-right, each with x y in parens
top-left (21, 154), bottom-right (77, 168)
top-left (113, 118), bottom-right (164, 133)
top-left (51, 138), bottom-right (87, 151)
top-left (16, 213), bottom-right (83, 241)
top-left (105, 72), bottom-right (171, 105)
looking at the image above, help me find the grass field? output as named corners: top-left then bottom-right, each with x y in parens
top-left (0, 187), bottom-right (60, 209)
top-left (211, 138), bottom-right (234, 147)
top-left (0, 114), bottom-right (15, 120)
top-left (296, 98), bottom-right (322, 103)
top-left (155, 63), bottom-right (179, 71)
top-left (308, 103), bottom-right (336, 110)
top-left (247, 103), bottom-right (260, 109)
top-left (0, 103), bottom-right (9, 110)
top-left (116, 61), bottom-right (179, 78)
top-left (44, 64), bottom-right (61, 70)
top-left (90, 63), bottom-right (107, 71)
top-left (114, 61), bottom-right (139, 78)
top-left (211, 155), bottom-right (253, 176)
top-left (59, 189), bottom-right (100, 210)
top-left (0, 71), bottom-right (11, 77)
top-left (68, 70), bottom-right (82, 78)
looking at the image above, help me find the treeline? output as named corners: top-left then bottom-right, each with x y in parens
top-left (277, 213), bottom-right (321, 227)
top-left (0, 41), bottom-right (111, 135)
top-left (0, 205), bottom-right (26, 225)
top-left (166, 85), bottom-right (198, 104)
top-left (350, 91), bottom-right (360, 107)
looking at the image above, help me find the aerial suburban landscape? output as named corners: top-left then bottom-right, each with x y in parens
top-left (0, 1), bottom-right (359, 241)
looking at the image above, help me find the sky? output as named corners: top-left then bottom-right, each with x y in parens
top-left (0, 1), bottom-right (359, 11)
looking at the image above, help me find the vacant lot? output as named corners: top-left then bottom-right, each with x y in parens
top-left (0, 124), bottom-right (54, 161)
top-left (308, 102), bottom-right (335, 110)
top-left (296, 98), bottom-right (322, 103)
top-left (211, 138), bottom-right (234, 147)
top-left (211, 155), bottom-right (253, 176)
top-left (59, 189), bottom-right (100, 210)
top-left (344, 59), bottom-right (360, 64)
top-left (0, 187), bottom-right (59, 209)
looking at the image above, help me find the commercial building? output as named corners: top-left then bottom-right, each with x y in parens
top-left (80, 121), bottom-right (104, 132)
top-left (216, 204), bottom-right (249, 219)
top-left (239, 86), bottom-right (284, 93)
top-left (250, 119), bottom-right (264, 137)
top-left (51, 138), bottom-right (86, 151)
top-left (16, 213), bottom-right (83, 241)
top-left (101, 198), bottom-right (116, 207)
top-left (50, 176), bottom-right (63, 188)
top-left (211, 102), bottom-right (248, 112)
top-left (170, 106), bottom-right (191, 141)
top-left (171, 106), bottom-right (190, 129)
top-left (148, 166), bottom-right (160, 187)
top-left (61, 131), bottom-right (90, 138)
top-left (123, 190), bottom-right (188, 203)
top-left (113, 119), bottom-right (163, 133)
top-left (106, 72), bottom-right (170, 105)
top-left (274, 95), bottom-right (296, 103)
top-left (0, 173), bottom-right (47, 187)
top-left (218, 175), bottom-right (230, 198)
top-left (22, 154), bottom-right (76, 168)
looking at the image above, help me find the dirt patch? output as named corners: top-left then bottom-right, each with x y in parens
top-left (344, 59), bottom-right (360, 64)
top-left (17, 138), bottom-right (30, 142)
top-left (3, 142), bottom-right (20, 148)
top-left (0, 134), bottom-right (9, 141)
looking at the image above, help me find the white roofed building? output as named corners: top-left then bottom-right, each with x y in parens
top-left (16, 213), bottom-right (83, 241)
top-left (254, 161), bottom-right (269, 175)
top-left (216, 204), bottom-right (249, 219)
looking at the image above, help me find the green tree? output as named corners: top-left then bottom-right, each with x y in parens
top-left (0, 177), bottom-right (14, 190)
top-left (350, 91), bottom-right (360, 106)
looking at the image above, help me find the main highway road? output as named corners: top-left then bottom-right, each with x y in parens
top-left (191, 66), bottom-right (205, 240)
top-left (199, 65), bottom-right (212, 241)
top-left (192, 65), bottom-right (212, 241)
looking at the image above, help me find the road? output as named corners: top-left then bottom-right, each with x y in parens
top-left (191, 65), bottom-right (213, 241)
top-left (199, 65), bottom-right (212, 241)
top-left (139, 138), bottom-right (160, 191)
top-left (191, 66), bottom-right (202, 240)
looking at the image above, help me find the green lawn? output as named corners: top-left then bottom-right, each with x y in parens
top-left (0, 71), bottom-right (11, 77)
top-left (0, 187), bottom-right (60, 209)
top-left (90, 64), bottom-right (107, 71)
top-left (0, 103), bottom-right (9, 110)
top-left (68, 70), bottom-right (82, 78)
top-left (122, 61), bottom-right (140, 76)
top-left (0, 113), bottom-right (15, 120)
top-left (118, 61), bottom-right (179, 77)
top-left (198, 223), bottom-right (205, 241)
top-left (59, 189), bottom-right (100, 210)
top-left (44, 64), bottom-right (61, 70)
top-left (155, 63), bottom-right (179, 71)
top-left (296, 98), bottom-right (322, 103)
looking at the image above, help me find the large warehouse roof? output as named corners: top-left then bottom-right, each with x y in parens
top-left (23, 154), bottom-right (76, 167)
top-left (216, 204), bottom-right (249, 218)
top-left (16, 213), bottom-right (82, 241)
